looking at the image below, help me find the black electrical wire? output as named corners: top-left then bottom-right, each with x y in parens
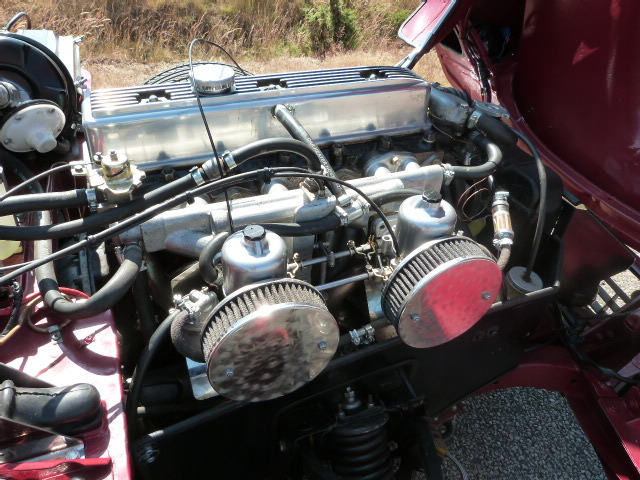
top-left (512, 130), bottom-right (547, 282)
top-left (558, 303), bottom-right (639, 386)
top-left (0, 282), bottom-right (23, 339)
top-left (0, 167), bottom-right (309, 284)
top-left (0, 150), bottom-right (43, 194)
top-left (0, 173), bottom-right (196, 241)
top-left (5, 12), bottom-right (31, 31)
top-left (272, 172), bottom-right (400, 254)
top-left (0, 140), bottom-right (319, 241)
top-left (189, 38), bottom-right (235, 234)
top-left (126, 309), bottom-right (178, 439)
top-left (0, 163), bottom-right (75, 201)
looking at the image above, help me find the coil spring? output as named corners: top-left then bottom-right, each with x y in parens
top-left (329, 411), bottom-right (393, 480)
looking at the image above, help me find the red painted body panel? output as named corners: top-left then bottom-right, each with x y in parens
top-left (0, 288), bottom-right (131, 480)
top-left (428, 0), bottom-right (640, 249)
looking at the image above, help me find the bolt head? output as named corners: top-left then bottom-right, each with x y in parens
top-left (318, 341), bottom-right (328, 351)
top-left (14, 115), bottom-right (22, 121)
top-left (3, 139), bottom-right (11, 145)
top-left (411, 314), bottom-right (420, 323)
top-left (482, 292), bottom-right (492, 300)
top-left (225, 367), bottom-right (234, 378)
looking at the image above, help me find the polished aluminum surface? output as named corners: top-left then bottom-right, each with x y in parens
top-left (119, 164), bottom-right (444, 255)
top-left (396, 193), bottom-right (456, 257)
top-left (82, 66), bottom-right (430, 170)
top-left (206, 303), bottom-right (339, 402)
top-left (191, 64), bottom-right (235, 95)
top-left (395, 255), bottom-right (502, 349)
top-left (221, 228), bottom-right (288, 294)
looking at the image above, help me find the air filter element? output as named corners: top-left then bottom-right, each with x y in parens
top-left (201, 279), bottom-right (339, 402)
top-left (382, 237), bottom-right (502, 348)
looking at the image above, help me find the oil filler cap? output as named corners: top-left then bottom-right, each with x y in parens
top-left (190, 64), bottom-right (235, 95)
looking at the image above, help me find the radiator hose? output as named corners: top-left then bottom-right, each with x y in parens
top-left (34, 211), bottom-right (143, 320)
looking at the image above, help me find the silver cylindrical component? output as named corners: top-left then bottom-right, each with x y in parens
top-left (201, 278), bottom-right (339, 402)
top-left (101, 150), bottom-right (134, 191)
top-left (492, 191), bottom-right (514, 249)
top-left (395, 191), bottom-right (456, 257)
top-left (221, 225), bottom-right (288, 294)
top-left (190, 64), bottom-right (235, 95)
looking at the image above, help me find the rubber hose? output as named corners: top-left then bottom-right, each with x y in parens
top-left (0, 190), bottom-right (88, 216)
top-left (496, 245), bottom-right (511, 270)
top-left (0, 173), bottom-right (195, 241)
top-left (0, 151), bottom-right (43, 194)
top-left (127, 310), bottom-right (178, 439)
top-left (450, 133), bottom-right (503, 179)
top-left (132, 270), bottom-right (157, 341)
top-left (34, 212), bottom-right (143, 320)
top-left (273, 105), bottom-right (344, 198)
top-left (198, 231), bottom-right (230, 285)
top-left (230, 137), bottom-right (322, 172)
top-left (368, 188), bottom-right (423, 206)
top-left (259, 216), bottom-right (342, 237)
top-left (475, 113), bottom-right (518, 148)
top-left (0, 141), bottom-right (311, 241)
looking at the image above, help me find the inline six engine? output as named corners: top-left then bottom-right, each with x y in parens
top-left (0, 24), bottom-right (566, 480)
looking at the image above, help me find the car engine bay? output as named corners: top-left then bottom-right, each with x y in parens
top-left (0, 11), bottom-right (638, 480)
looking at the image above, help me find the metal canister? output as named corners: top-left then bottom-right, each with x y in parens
top-left (395, 191), bottom-right (456, 257)
top-left (221, 225), bottom-right (288, 294)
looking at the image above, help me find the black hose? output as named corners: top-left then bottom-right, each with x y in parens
top-left (513, 130), bottom-right (547, 282)
top-left (0, 190), bottom-right (88, 216)
top-left (368, 188), bottom-right (423, 206)
top-left (449, 133), bottom-right (503, 179)
top-left (34, 210), bottom-right (144, 319)
top-left (0, 141), bottom-right (315, 241)
top-left (198, 231), bottom-right (230, 285)
top-left (0, 167), bottom-right (309, 284)
top-left (230, 137), bottom-right (322, 172)
top-left (0, 173), bottom-right (195, 241)
top-left (272, 172), bottom-right (400, 254)
top-left (260, 216), bottom-right (342, 237)
top-left (127, 310), bottom-right (178, 439)
top-left (273, 104), bottom-right (345, 198)
top-left (0, 151), bottom-right (43, 194)
top-left (134, 399), bottom-right (246, 447)
top-left (133, 270), bottom-right (157, 341)
top-left (475, 113), bottom-right (518, 148)
top-left (0, 163), bottom-right (75, 201)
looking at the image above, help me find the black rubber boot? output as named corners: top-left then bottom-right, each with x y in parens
top-left (0, 379), bottom-right (103, 435)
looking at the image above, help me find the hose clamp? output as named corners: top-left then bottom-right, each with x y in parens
top-left (222, 151), bottom-right (237, 171)
top-left (441, 164), bottom-right (455, 185)
top-left (86, 188), bottom-right (99, 213)
top-left (467, 110), bottom-right (482, 129)
top-left (190, 167), bottom-right (206, 186)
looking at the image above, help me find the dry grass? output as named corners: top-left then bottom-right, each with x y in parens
top-left (1, 0), bottom-right (418, 61)
top-left (2, 0), bottom-right (448, 89)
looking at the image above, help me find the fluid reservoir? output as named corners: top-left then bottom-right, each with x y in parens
top-left (395, 191), bottom-right (456, 257)
top-left (221, 225), bottom-right (288, 294)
